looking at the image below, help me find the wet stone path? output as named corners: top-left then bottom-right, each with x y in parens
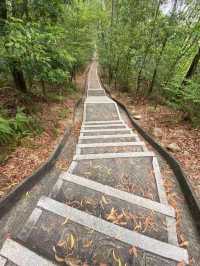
top-left (0, 62), bottom-right (189, 265)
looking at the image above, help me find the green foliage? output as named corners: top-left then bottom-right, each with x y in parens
top-left (0, 117), bottom-right (14, 144)
top-left (97, 0), bottom-right (200, 123)
top-left (0, 0), bottom-right (99, 146)
top-left (0, 0), bottom-right (97, 95)
top-left (0, 108), bottom-right (33, 144)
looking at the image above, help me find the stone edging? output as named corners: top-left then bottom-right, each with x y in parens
top-left (100, 77), bottom-right (200, 233)
top-left (0, 68), bottom-right (89, 218)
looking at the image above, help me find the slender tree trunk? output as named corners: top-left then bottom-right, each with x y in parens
top-left (148, 0), bottom-right (178, 95)
top-left (148, 37), bottom-right (168, 95)
top-left (41, 80), bottom-right (47, 97)
top-left (11, 67), bottom-right (28, 93)
top-left (9, 1), bottom-right (28, 93)
top-left (0, 0), bottom-right (7, 35)
top-left (136, 0), bottom-right (162, 92)
top-left (108, 0), bottom-right (115, 84)
top-left (182, 46), bottom-right (200, 85)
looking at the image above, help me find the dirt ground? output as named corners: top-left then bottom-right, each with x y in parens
top-left (0, 71), bottom-right (86, 199)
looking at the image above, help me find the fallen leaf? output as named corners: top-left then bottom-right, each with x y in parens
top-left (129, 246), bottom-right (138, 257)
top-left (102, 195), bottom-right (109, 204)
top-left (62, 217), bottom-right (69, 226)
top-left (177, 261), bottom-right (186, 266)
top-left (54, 253), bottom-right (65, 263)
top-left (67, 234), bottom-right (75, 250)
top-left (83, 239), bottom-right (93, 248)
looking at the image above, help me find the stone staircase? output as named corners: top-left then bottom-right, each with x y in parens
top-left (0, 62), bottom-right (189, 266)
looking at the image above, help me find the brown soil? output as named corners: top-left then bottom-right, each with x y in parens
top-left (0, 71), bottom-right (86, 199)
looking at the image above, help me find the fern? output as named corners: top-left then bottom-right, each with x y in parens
top-left (0, 109), bottom-right (33, 144)
top-left (0, 117), bottom-right (14, 144)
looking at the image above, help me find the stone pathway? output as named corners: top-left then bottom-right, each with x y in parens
top-left (0, 62), bottom-right (189, 265)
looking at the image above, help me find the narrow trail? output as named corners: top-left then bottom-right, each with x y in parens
top-left (0, 61), bottom-right (189, 265)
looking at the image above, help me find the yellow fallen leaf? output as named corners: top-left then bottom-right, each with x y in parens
top-left (107, 208), bottom-right (117, 222)
top-left (180, 241), bottom-right (189, 248)
top-left (112, 249), bottom-right (119, 262)
top-left (83, 239), bottom-right (93, 248)
top-left (57, 239), bottom-right (66, 247)
top-left (55, 253), bottom-right (65, 263)
top-left (62, 217), bottom-right (69, 226)
top-left (177, 261), bottom-right (186, 266)
top-left (112, 249), bottom-right (123, 265)
top-left (68, 233), bottom-right (75, 249)
top-left (102, 195), bottom-right (109, 204)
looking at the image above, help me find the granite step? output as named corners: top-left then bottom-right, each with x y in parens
top-left (15, 196), bottom-right (188, 264)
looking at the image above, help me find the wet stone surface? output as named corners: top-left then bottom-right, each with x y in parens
top-left (72, 158), bottom-right (159, 202)
top-left (85, 103), bottom-right (119, 121)
top-left (52, 180), bottom-right (168, 242)
top-left (17, 209), bottom-right (176, 266)
top-left (79, 136), bottom-right (138, 144)
top-left (80, 145), bottom-right (144, 154)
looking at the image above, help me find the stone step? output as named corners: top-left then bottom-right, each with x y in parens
top-left (53, 173), bottom-right (175, 218)
top-left (79, 135), bottom-right (139, 144)
top-left (84, 102), bottom-right (120, 122)
top-left (81, 128), bottom-right (131, 133)
top-left (0, 239), bottom-right (56, 266)
top-left (51, 173), bottom-right (178, 244)
top-left (85, 96), bottom-right (113, 103)
top-left (77, 141), bottom-right (145, 148)
top-left (82, 124), bottom-right (127, 129)
top-left (87, 88), bottom-right (105, 91)
top-left (77, 143), bottom-right (145, 154)
top-left (74, 151), bottom-right (155, 161)
top-left (87, 90), bottom-right (106, 97)
top-left (18, 196), bottom-right (188, 264)
top-left (84, 120), bottom-right (124, 124)
top-left (70, 156), bottom-right (160, 203)
top-left (81, 129), bottom-right (133, 136)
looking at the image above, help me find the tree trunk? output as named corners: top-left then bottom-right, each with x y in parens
top-left (41, 80), bottom-right (47, 97)
top-left (148, 0), bottom-right (178, 95)
top-left (0, 0), bottom-right (7, 35)
top-left (12, 67), bottom-right (28, 93)
top-left (136, 0), bottom-right (162, 93)
top-left (182, 46), bottom-right (200, 85)
top-left (148, 37), bottom-right (168, 95)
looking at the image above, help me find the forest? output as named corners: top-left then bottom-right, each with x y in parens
top-left (97, 0), bottom-right (200, 124)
